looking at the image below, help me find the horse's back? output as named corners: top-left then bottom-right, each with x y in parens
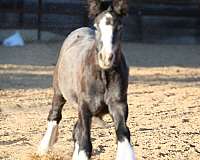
top-left (60, 27), bottom-right (95, 55)
top-left (55, 27), bottom-right (95, 102)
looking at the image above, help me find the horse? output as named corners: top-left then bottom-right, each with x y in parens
top-left (37, 0), bottom-right (135, 159)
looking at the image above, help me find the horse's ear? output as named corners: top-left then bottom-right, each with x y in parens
top-left (88, 0), bottom-right (113, 19)
top-left (113, 0), bottom-right (128, 16)
top-left (88, 0), bottom-right (102, 18)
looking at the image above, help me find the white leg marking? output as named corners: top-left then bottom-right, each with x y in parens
top-left (78, 150), bottom-right (89, 160)
top-left (72, 143), bottom-right (88, 160)
top-left (37, 121), bottom-right (58, 155)
top-left (72, 142), bottom-right (79, 160)
top-left (116, 138), bottom-right (136, 160)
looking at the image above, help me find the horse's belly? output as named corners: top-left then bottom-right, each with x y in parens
top-left (57, 44), bottom-right (94, 103)
top-left (57, 52), bottom-right (81, 103)
top-left (58, 65), bottom-right (105, 112)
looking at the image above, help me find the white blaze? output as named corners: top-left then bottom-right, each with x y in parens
top-left (99, 13), bottom-right (113, 55)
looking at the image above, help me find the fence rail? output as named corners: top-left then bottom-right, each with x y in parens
top-left (0, 0), bottom-right (88, 40)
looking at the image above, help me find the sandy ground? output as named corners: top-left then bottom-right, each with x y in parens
top-left (0, 42), bottom-right (200, 160)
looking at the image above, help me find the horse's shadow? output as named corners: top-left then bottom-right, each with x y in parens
top-left (0, 137), bottom-right (31, 146)
top-left (93, 144), bottom-right (106, 156)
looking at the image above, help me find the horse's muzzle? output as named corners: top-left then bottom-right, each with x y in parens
top-left (98, 52), bottom-right (115, 69)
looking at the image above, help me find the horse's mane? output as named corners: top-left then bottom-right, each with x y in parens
top-left (88, 0), bottom-right (112, 18)
top-left (88, 0), bottom-right (128, 18)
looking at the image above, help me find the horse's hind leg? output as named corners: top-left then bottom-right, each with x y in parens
top-left (72, 103), bottom-right (92, 160)
top-left (38, 92), bottom-right (66, 155)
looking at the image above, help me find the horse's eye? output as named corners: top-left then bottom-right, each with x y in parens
top-left (117, 25), bottom-right (123, 30)
top-left (94, 23), bottom-right (97, 30)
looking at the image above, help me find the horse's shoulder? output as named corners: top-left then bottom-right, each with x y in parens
top-left (66, 27), bottom-right (94, 43)
top-left (70, 27), bottom-right (95, 38)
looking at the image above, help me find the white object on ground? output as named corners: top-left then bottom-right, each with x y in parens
top-left (3, 31), bottom-right (24, 47)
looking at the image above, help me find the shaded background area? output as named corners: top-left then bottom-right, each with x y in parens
top-left (0, 0), bottom-right (200, 43)
top-left (0, 42), bottom-right (200, 89)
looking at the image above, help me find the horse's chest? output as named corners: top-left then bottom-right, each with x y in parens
top-left (85, 77), bottom-right (105, 99)
top-left (80, 70), bottom-right (106, 106)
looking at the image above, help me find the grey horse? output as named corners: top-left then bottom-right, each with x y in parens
top-left (38, 0), bottom-right (135, 159)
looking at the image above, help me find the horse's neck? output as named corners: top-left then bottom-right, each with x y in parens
top-left (114, 44), bottom-right (123, 66)
top-left (85, 44), bottom-right (99, 67)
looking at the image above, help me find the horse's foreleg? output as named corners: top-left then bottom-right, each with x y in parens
top-left (72, 121), bottom-right (81, 160)
top-left (72, 103), bottom-right (92, 160)
top-left (37, 93), bottom-right (66, 155)
top-left (109, 102), bottom-right (136, 160)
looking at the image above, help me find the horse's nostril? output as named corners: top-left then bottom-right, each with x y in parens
top-left (99, 53), bottom-right (103, 60)
top-left (108, 54), bottom-right (114, 62)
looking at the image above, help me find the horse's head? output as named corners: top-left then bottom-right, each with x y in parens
top-left (88, 0), bottom-right (128, 69)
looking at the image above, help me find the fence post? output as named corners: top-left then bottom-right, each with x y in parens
top-left (37, 0), bottom-right (42, 40)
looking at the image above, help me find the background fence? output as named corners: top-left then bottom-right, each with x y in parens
top-left (0, 0), bottom-right (199, 43)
